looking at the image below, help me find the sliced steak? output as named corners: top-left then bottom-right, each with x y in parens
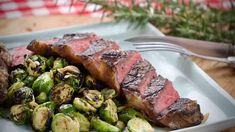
top-left (10, 46), bottom-right (32, 67)
top-left (157, 98), bottom-right (203, 129)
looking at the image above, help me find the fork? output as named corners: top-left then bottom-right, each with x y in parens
top-left (132, 42), bottom-right (235, 65)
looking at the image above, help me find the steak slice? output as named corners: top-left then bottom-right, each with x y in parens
top-left (157, 98), bottom-right (203, 129)
top-left (10, 46), bottom-right (33, 67)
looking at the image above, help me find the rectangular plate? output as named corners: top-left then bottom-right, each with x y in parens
top-left (1, 22), bottom-right (235, 132)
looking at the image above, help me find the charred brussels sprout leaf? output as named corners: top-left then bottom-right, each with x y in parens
top-left (70, 112), bottom-right (90, 132)
top-left (115, 120), bottom-right (125, 131)
top-left (10, 68), bottom-right (27, 83)
top-left (91, 117), bottom-right (120, 132)
top-left (99, 99), bottom-right (118, 124)
top-left (127, 117), bottom-right (154, 132)
top-left (10, 104), bottom-right (32, 124)
top-left (32, 106), bottom-right (53, 132)
top-left (32, 72), bottom-right (54, 103)
top-left (50, 83), bottom-right (74, 105)
top-left (101, 88), bottom-right (116, 100)
top-left (24, 55), bottom-right (47, 77)
top-left (51, 113), bottom-right (80, 132)
top-left (83, 90), bottom-right (104, 108)
top-left (23, 75), bottom-right (36, 87)
top-left (58, 104), bottom-right (76, 114)
top-left (53, 57), bottom-right (68, 70)
top-left (73, 97), bottom-right (96, 113)
top-left (119, 108), bottom-right (144, 123)
top-left (13, 86), bottom-right (34, 104)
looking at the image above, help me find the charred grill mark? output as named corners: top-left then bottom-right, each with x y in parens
top-left (101, 50), bottom-right (127, 67)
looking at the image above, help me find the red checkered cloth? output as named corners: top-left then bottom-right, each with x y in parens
top-left (0, 0), bottom-right (234, 19)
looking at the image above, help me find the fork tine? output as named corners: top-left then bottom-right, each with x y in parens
top-left (135, 46), bottom-right (188, 55)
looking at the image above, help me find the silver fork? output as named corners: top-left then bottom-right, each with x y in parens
top-left (133, 42), bottom-right (235, 65)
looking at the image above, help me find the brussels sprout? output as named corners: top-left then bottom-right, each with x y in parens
top-left (83, 90), bottom-right (104, 108)
top-left (41, 101), bottom-right (56, 111)
top-left (101, 88), bottom-right (116, 100)
top-left (46, 56), bottom-right (54, 69)
top-left (55, 66), bottom-right (83, 90)
top-left (51, 113), bottom-right (80, 132)
top-left (50, 83), bottom-right (74, 105)
top-left (73, 97), bottom-right (96, 113)
top-left (85, 75), bottom-right (103, 89)
top-left (53, 57), bottom-right (68, 70)
top-left (23, 75), bottom-right (36, 87)
top-left (10, 104), bottom-right (32, 124)
top-left (24, 55), bottom-right (47, 77)
top-left (13, 86), bottom-right (34, 104)
top-left (28, 101), bottom-right (39, 110)
top-left (127, 117), bottom-right (154, 132)
top-left (119, 108), bottom-right (144, 123)
top-left (70, 112), bottom-right (90, 132)
top-left (99, 99), bottom-right (118, 124)
top-left (7, 82), bottom-right (25, 105)
top-left (32, 71), bottom-right (54, 103)
top-left (32, 106), bottom-right (53, 131)
top-left (91, 117), bottom-right (120, 132)
top-left (36, 92), bottom-right (47, 104)
top-left (58, 104), bottom-right (76, 114)
top-left (115, 121), bottom-right (125, 131)
top-left (10, 68), bottom-right (27, 83)
top-left (117, 106), bottom-right (127, 112)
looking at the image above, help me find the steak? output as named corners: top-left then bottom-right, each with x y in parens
top-left (10, 46), bottom-right (32, 67)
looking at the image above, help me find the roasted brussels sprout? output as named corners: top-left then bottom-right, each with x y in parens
top-left (32, 106), bottom-right (53, 131)
top-left (23, 75), bottom-right (36, 87)
top-left (70, 112), bottom-right (90, 132)
top-left (32, 71), bottom-right (54, 103)
top-left (10, 104), bottom-right (32, 124)
top-left (58, 104), bottom-right (76, 114)
top-left (101, 88), bottom-right (116, 100)
top-left (46, 56), bottom-right (54, 69)
top-left (7, 82), bottom-right (25, 104)
top-left (24, 55), bottom-right (47, 77)
top-left (50, 83), bottom-right (74, 105)
top-left (10, 68), bottom-right (27, 83)
top-left (13, 86), bottom-right (34, 104)
top-left (83, 90), bottom-right (104, 108)
top-left (73, 97), bottom-right (96, 113)
top-left (118, 108), bottom-right (143, 123)
top-left (55, 66), bottom-right (83, 90)
top-left (115, 120), bottom-right (125, 131)
top-left (91, 117), bottom-right (120, 132)
top-left (53, 57), bottom-right (68, 70)
top-left (41, 101), bottom-right (56, 111)
top-left (51, 113), bottom-right (80, 132)
top-left (85, 75), bottom-right (103, 89)
top-left (127, 117), bottom-right (154, 132)
top-left (99, 99), bottom-right (118, 124)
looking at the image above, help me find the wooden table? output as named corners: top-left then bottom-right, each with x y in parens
top-left (0, 15), bottom-right (234, 131)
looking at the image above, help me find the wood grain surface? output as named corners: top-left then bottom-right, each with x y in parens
top-left (0, 15), bottom-right (234, 131)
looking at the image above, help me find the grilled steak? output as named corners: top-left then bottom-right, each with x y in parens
top-left (10, 46), bottom-right (32, 67)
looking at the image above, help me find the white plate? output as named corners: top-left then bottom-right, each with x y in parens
top-left (1, 22), bottom-right (235, 132)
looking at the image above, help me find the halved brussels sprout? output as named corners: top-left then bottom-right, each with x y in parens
top-left (32, 106), bottom-right (53, 132)
top-left (7, 82), bottom-right (25, 105)
top-left (13, 86), bottom-right (34, 104)
top-left (85, 75), bottom-right (103, 89)
top-left (32, 71), bottom-right (54, 103)
top-left (127, 117), bottom-right (154, 132)
top-left (55, 66), bottom-right (83, 90)
top-left (41, 101), bottom-right (56, 111)
top-left (23, 75), bottom-right (36, 87)
top-left (115, 120), bottom-right (125, 131)
top-left (24, 55), bottom-right (47, 77)
top-left (51, 113), bottom-right (80, 132)
top-left (73, 97), bottom-right (96, 113)
top-left (91, 117), bottom-right (120, 132)
top-left (83, 90), bottom-right (104, 108)
top-left (10, 68), bottom-right (27, 83)
top-left (70, 112), bottom-right (90, 132)
top-left (50, 83), bottom-right (74, 105)
top-left (99, 99), bottom-right (118, 124)
top-left (101, 88), bottom-right (116, 100)
top-left (53, 57), bottom-right (68, 70)
top-left (10, 104), bottom-right (32, 124)
top-left (118, 108), bottom-right (144, 123)
top-left (58, 104), bottom-right (76, 114)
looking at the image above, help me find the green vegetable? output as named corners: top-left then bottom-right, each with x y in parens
top-left (73, 97), bottom-right (96, 113)
top-left (13, 86), bottom-right (34, 104)
top-left (32, 71), bottom-right (54, 103)
top-left (10, 104), bottom-right (32, 124)
top-left (91, 117), bottom-right (120, 132)
top-left (101, 88), bottom-right (116, 100)
top-left (83, 90), bottom-right (104, 108)
top-left (85, 75), bottom-right (103, 89)
top-left (7, 82), bottom-right (25, 105)
top-left (40, 101), bottom-right (56, 111)
top-left (115, 120), bottom-right (125, 131)
top-left (50, 83), bottom-right (74, 105)
top-left (99, 99), bottom-right (118, 124)
top-left (32, 106), bottom-right (53, 131)
top-left (58, 104), bottom-right (76, 114)
top-left (127, 117), bottom-right (154, 132)
top-left (23, 75), bottom-right (36, 87)
top-left (24, 55), bottom-right (47, 77)
top-left (10, 68), bottom-right (27, 83)
top-left (119, 108), bottom-right (143, 123)
top-left (53, 57), bottom-right (68, 70)
top-left (46, 56), bottom-right (54, 69)
top-left (70, 112), bottom-right (90, 132)
top-left (51, 113), bottom-right (80, 132)
top-left (36, 92), bottom-right (47, 104)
